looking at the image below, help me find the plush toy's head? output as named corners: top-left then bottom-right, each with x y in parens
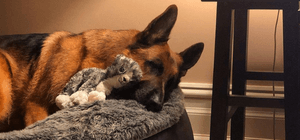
top-left (106, 54), bottom-right (143, 84)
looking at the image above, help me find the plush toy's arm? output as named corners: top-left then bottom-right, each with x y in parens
top-left (61, 70), bottom-right (86, 96)
top-left (55, 69), bottom-right (88, 109)
top-left (88, 71), bottom-right (134, 103)
top-left (96, 72), bottom-right (132, 95)
top-left (56, 68), bottom-right (106, 109)
top-left (77, 68), bottom-right (106, 93)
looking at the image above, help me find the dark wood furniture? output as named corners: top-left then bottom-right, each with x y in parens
top-left (201, 0), bottom-right (299, 139)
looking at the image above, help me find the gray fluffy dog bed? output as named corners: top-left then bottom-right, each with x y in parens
top-left (0, 55), bottom-right (185, 140)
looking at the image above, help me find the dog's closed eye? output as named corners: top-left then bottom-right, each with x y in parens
top-left (144, 59), bottom-right (164, 76)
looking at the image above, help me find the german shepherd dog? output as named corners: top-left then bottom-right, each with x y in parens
top-left (0, 5), bottom-right (204, 132)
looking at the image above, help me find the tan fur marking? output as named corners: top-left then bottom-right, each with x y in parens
top-left (81, 29), bottom-right (139, 69)
top-left (26, 31), bottom-right (71, 96)
top-left (0, 54), bottom-right (12, 122)
top-left (24, 102), bottom-right (48, 126)
top-left (23, 31), bottom-right (72, 125)
top-left (51, 35), bottom-right (85, 93)
top-left (0, 51), bottom-right (18, 77)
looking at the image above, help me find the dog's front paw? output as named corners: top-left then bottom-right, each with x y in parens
top-left (55, 95), bottom-right (74, 109)
top-left (88, 91), bottom-right (106, 102)
top-left (70, 91), bottom-right (88, 105)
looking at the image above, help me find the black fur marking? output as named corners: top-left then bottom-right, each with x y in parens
top-left (0, 33), bottom-right (49, 63)
top-left (144, 58), bottom-right (164, 76)
top-left (136, 32), bottom-right (169, 45)
top-left (128, 42), bottom-right (148, 50)
top-left (0, 33), bottom-right (49, 79)
top-left (164, 75), bottom-right (180, 102)
top-left (79, 36), bottom-right (88, 71)
top-left (69, 33), bottom-right (79, 37)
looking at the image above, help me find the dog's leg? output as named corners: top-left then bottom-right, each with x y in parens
top-left (24, 101), bottom-right (48, 126)
top-left (0, 53), bottom-right (13, 131)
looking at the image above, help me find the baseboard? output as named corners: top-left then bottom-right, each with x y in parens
top-left (179, 82), bottom-right (284, 99)
top-left (185, 106), bottom-right (284, 120)
top-left (193, 133), bottom-right (278, 140)
top-left (180, 82), bottom-right (285, 120)
top-left (180, 82), bottom-right (285, 139)
top-left (193, 134), bottom-right (210, 140)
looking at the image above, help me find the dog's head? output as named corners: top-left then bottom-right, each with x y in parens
top-left (128, 5), bottom-right (204, 112)
top-left (83, 5), bottom-right (203, 111)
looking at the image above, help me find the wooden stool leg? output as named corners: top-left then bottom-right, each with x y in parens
top-left (283, 1), bottom-right (300, 140)
top-left (210, 2), bottom-right (233, 140)
top-left (231, 9), bottom-right (248, 140)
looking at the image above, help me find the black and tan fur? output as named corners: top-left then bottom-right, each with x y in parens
top-left (0, 5), bottom-right (204, 132)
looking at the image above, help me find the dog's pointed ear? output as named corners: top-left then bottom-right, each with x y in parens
top-left (136, 5), bottom-right (178, 45)
top-left (179, 43), bottom-right (204, 77)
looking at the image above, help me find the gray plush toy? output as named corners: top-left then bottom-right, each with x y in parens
top-left (55, 54), bottom-right (143, 109)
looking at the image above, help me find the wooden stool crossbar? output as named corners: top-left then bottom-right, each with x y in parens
top-left (201, 0), bottom-right (299, 139)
